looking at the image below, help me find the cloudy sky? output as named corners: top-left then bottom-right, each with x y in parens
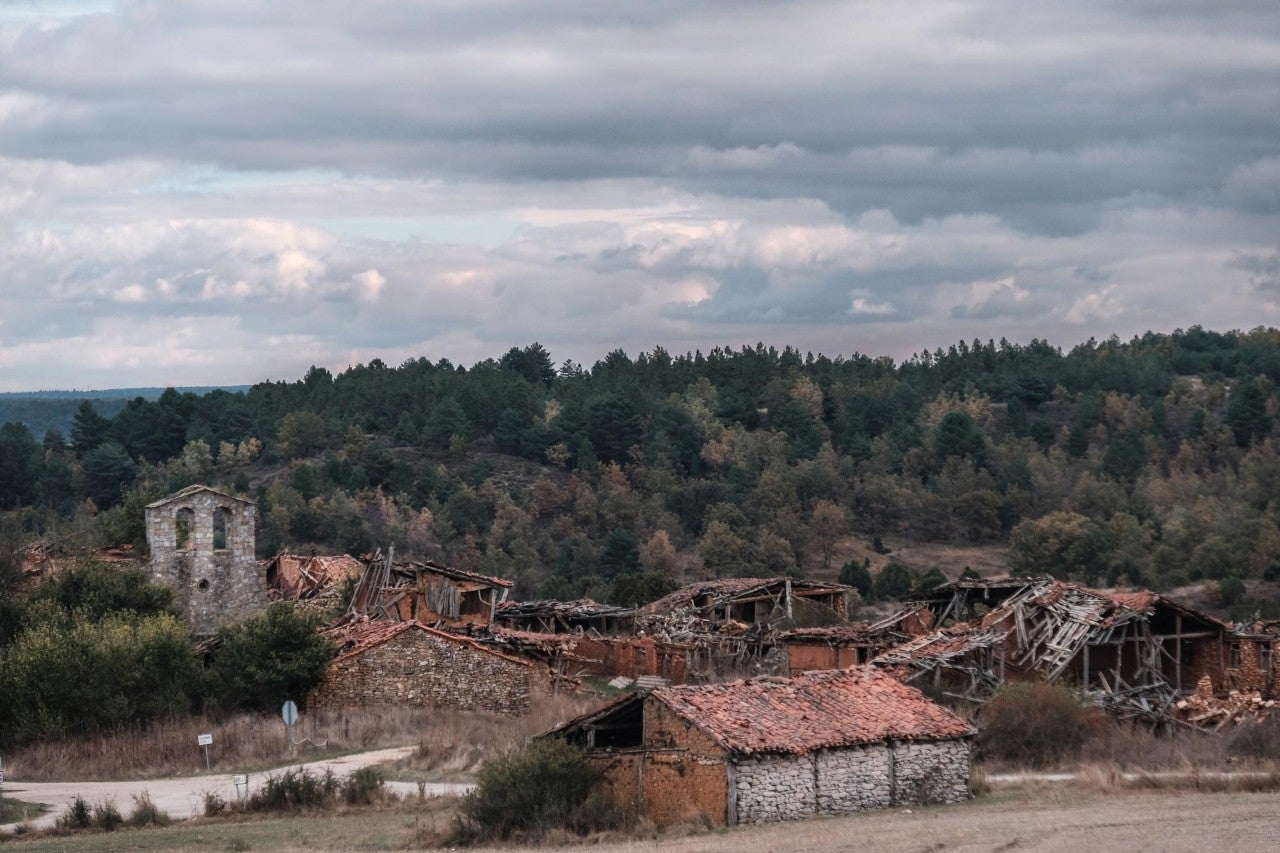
top-left (1, 1), bottom-right (1278, 390)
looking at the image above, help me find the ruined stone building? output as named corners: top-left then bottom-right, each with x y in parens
top-left (309, 621), bottom-right (544, 714)
top-left (543, 667), bottom-right (974, 826)
top-left (145, 484), bottom-right (267, 635)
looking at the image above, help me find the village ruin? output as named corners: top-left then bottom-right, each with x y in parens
top-left (145, 484), bottom-right (267, 635)
top-left (543, 667), bottom-right (974, 826)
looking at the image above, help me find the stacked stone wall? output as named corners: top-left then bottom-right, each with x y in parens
top-left (734, 754), bottom-right (816, 823)
top-left (732, 739), bottom-right (969, 824)
top-left (309, 628), bottom-right (535, 714)
top-left (815, 744), bottom-right (892, 813)
top-left (146, 488), bottom-right (266, 635)
top-left (891, 740), bottom-right (971, 804)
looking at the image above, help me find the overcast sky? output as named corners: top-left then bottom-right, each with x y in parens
top-left (1, 1), bottom-right (1278, 390)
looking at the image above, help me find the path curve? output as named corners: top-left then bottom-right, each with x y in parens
top-left (0, 746), bottom-right (473, 831)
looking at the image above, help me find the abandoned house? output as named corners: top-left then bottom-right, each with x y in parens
top-left (145, 484), bottom-right (267, 634)
top-left (344, 551), bottom-right (513, 628)
top-left (543, 666), bottom-right (974, 826)
top-left (264, 552), bottom-right (365, 602)
top-left (641, 577), bottom-right (852, 626)
top-left (309, 620), bottom-right (545, 714)
top-left (779, 624), bottom-right (907, 675)
top-left (874, 576), bottom-right (1277, 727)
top-left (494, 598), bottom-right (634, 635)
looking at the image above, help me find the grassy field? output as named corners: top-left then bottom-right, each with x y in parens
top-left (0, 799), bottom-right (48, 827)
top-left (3, 785), bottom-right (1278, 852)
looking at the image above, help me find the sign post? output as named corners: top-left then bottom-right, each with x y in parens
top-left (232, 773), bottom-right (249, 813)
top-left (197, 733), bottom-right (213, 770)
top-left (281, 700), bottom-right (299, 757)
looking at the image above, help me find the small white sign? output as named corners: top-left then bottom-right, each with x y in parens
top-left (232, 773), bottom-right (248, 785)
top-left (197, 733), bottom-right (214, 746)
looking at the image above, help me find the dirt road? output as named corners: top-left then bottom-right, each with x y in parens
top-left (0, 746), bottom-right (471, 831)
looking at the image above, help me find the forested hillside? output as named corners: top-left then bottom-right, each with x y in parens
top-left (4, 327), bottom-right (1280, 618)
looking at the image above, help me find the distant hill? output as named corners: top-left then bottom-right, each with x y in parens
top-left (0, 386), bottom-right (251, 438)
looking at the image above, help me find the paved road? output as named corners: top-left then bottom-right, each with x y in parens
top-left (0, 746), bottom-right (473, 831)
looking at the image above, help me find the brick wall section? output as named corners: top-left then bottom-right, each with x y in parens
top-left (146, 487), bottom-right (266, 635)
top-left (309, 626), bottom-right (537, 714)
top-left (785, 643), bottom-right (862, 675)
top-left (891, 740), bottom-right (971, 804)
top-left (639, 701), bottom-right (728, 825)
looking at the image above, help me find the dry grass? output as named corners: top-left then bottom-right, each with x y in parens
top-left (390, 694), bottom-right (600, 780)
top-left (3, 706), bottom-right (439, 782)
top-left (1075, 762), bottom-right (1280, 794)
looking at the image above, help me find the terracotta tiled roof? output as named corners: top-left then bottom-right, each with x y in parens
top-left (330, 620), bottom-right (532, 667)
top-left (652, 666), bottom-right (974, 755)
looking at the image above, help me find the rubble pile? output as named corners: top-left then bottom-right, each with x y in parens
top-left (1175, 675), bottom-right (1277, 729)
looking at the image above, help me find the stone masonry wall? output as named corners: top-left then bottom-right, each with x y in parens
top-left (734, 754), bottom-right (817, 824)
top-left (891, 739), bottom-right (971, 805)
top-left (309, 628), bottom-right (535, 714)
top-left (733, 739), bottom-right (969, 824)
top-left (146, 488), bottom-right (266, 635)
top-left (815, 744), bottom-right (892, 813)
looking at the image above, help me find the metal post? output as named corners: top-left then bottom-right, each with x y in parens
top-left (203, 744), bottom-right (210, 771)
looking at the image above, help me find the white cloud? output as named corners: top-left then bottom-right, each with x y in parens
top-left (849, 296), bottom-right (894, 316)
top-left (352, 268), bottom-right (385, 303)
top-left (1065, 285), bottom-right (1124, 325)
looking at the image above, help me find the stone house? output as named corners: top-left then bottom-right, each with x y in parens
top-left (309, 621), bottom-right (545, 714)
top-left (543, 666), bottom-right (974, 826)
top-left (146, 484), bottom-right (267, 635)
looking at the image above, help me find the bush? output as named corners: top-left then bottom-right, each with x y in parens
top-left (341, 766), bottom-right (386, 805)
top-left (0, 613), bottom-right (202, 750)
top-left (873, 561), bottom-right (917, 601)
top-left (977, 682), bottom-right (1090, 767)
top-left (207, 602), bottom-right (336, 712)
top-left (455, 739), bottom-right (629, 842)
top-left (203, 792), bottom-right (227, 817)
top-left (57, 796), bottom-right (93, 830)
top-left (126, 792), bottom-right (170, 827)
top-left (1227, 716), bottom-right (1280, 760)
top-left (838, 559), bottom-right (873, 600)
top-left (91, 799), bottom-right (123, 831)
top-left (248, 768), bottom-right (340, 812)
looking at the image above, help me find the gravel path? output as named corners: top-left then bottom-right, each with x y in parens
top-left (0, 746), bottom-right (472, 831)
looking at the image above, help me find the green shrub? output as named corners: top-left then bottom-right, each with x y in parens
top-left (455, 739), bottom-right (628, 842)
top-left (248, 768), bottom-right (339, 812)
top-left (57, 796), bottom-right (93, 830)
top-left (203, 792), bottom-right (227, 817)
top-left (341, 766), bottom-right (386, 805)
top-left (207, 602), bottom-right (336, 712)
top-left (977, 682), bottom-right (1089, 767)
top-left (126, 792), bottom-right (170, 827)
top-left (0, 613), bottom-right (201, 749)
top-left (91, 799), bottom-right (124, 832)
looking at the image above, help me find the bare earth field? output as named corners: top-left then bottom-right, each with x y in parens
top-left (3, 787), bottom-right (1277, 852)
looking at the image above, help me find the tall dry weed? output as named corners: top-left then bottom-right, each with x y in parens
top-left (4, 706), bottom-right (440, 781)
